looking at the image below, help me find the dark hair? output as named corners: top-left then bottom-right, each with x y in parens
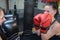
top-left (45, 2), bottom-right (59, 19)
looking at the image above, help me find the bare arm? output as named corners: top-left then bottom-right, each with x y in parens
top-left (41, 24), bottom-right (60, 40)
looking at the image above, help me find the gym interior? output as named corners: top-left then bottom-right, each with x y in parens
top-left (0, 0), bottom-right (60, 40)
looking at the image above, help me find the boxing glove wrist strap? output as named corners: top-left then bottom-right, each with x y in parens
top-left (34, 24), bottom-right (40, 28)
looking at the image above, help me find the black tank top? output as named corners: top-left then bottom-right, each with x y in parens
top-left (49, 35), bottom-right (60, 40)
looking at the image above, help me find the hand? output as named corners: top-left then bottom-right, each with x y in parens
top-left (36, 29), bottom-right (40, 36)
top-left (32, 27), bottom-right (40, 36)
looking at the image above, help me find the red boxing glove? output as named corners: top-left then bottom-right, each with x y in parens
top-left (33, 12), bottom-right (52, 33)
top-left (40, 12), bottom-right (52, 33)
top-left (33, 13), bottom-right (42, 30)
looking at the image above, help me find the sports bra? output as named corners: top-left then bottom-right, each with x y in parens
top-left (49, 35), bottom-right (60, 40)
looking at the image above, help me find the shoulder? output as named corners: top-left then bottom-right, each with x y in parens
top-left (50, 21), bottom-right (60, 31)
top-left (54, 21), bottom-right (60, 30)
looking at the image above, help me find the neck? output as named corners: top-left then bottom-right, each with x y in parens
top-left (52, 17), bottom-right (55, 22)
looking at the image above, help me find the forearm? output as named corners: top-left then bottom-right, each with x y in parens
top-left (41, 33), bottom-right (49, 40)
top-left (41, 36), bottom-right (48, 40)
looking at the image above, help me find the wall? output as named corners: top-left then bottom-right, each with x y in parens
top-left (38, 0), bottom-right (44, 10)
top-left (0, 0), bottom-right (6, 10)
top-left (9, 0), bottom-right (24, 9)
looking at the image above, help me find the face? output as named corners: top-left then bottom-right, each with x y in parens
top-left (0, 10), bottom-right (6, 25)
top-left (44, 5), bottom-right (57, 17)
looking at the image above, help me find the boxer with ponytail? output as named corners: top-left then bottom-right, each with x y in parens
top-left (33, 2), bottom-right (60, 40)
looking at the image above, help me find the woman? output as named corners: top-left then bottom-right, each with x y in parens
top-left (0, 7), bottom-right (6, 40)
top-left (41, 2), bottom-right (60, 40)
top-left (0, 7), bottom-right (6, 25)
top-left (35, 2), bottom-right (60, 40)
